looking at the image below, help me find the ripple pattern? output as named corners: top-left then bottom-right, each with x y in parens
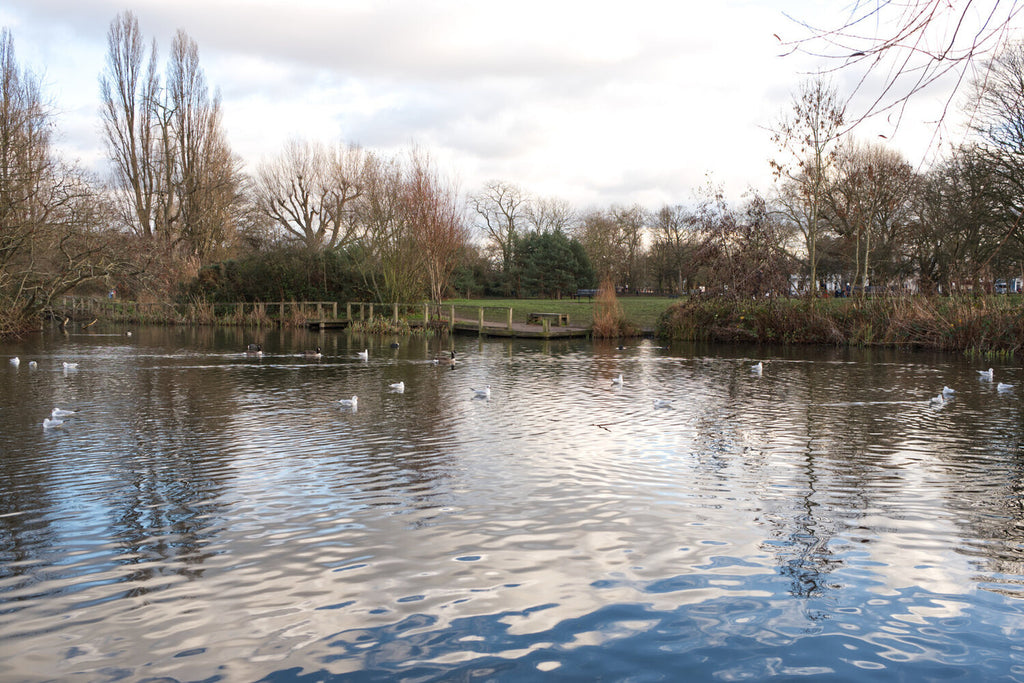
top-left (0, 333), bottom-right (1023, 681)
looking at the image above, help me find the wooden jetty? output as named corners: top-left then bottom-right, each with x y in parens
top-left (320, 303), bottom-right (591, 339)
top-left (51, 297), bottom-right (593, 339)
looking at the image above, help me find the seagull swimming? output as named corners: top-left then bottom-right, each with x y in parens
top-left (978, 368), bottom-right (994, 380)
top-left (611, 374), bottom-right (623, 386)
top-left (28, 360), bottom-right (37, 369)
top-left (472, 385), bottom-right (491, 399)
top-left (9, 357), bottom-right (19, 367)
top-left (43, 417), bottom-right (64, 429)
top-left (942, 386), bottom-right (955, 395)
top-left (389, 381), bottom-right (405, 393)
top-left (751, 361), bottom-right (763, 374)
top-left (652, 398), bottom-right (674, 409)
top-left (929, 393), bottom-right (945, 405)
top-left (338, 396), bottom-right (358, 409)
top-left (51, 407), bottom-right (76, 418)
top-left (357, 349), bottom-right (369, 360)
top-left (998, 382), bottom-right (1014, 391)
top-left (62, 362), bottom-right (79, 370)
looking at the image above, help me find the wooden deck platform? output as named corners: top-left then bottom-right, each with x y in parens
top-left (451, 317), bottom-right (590, 339)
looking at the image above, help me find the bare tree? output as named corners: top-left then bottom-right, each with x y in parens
top-left (470, 180), bottom-right (527, 288)
top-left (772, 76), bottom-right (846, 294)
top-left (404, 151), bottom-right (468, 304)
top-left (525, 196), bottom-right (578, 234)
top-left (827, 140), bottom-right (915, 292)
top-left (609, 204), bottom-right (649, 294)
top-left (575, 209), bottom-right (623, 287)
top-left (782, 1), bottom-right (1023, 132)
top-left (321, 143), bottom-right (368, 249)
top-left (166, 29), bottom-right (240, 262)
top-left (357, 153), bottom-right (423, 302)
top-left (1, 29), bottom-right (132, 337)
top-left (100, 10), bottom-right (163, 238)
top-left (650, 204), bottom-right (698, 295)
top-left (254, 139), bottom-right (331, 249)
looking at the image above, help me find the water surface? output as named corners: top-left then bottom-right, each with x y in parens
top-left (1, 326), bottom-right (1023, 681)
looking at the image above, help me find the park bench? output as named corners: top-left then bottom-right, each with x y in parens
top-left (527, 312), bottom-right (569, 326)
top-left (575, 289), bottom-right (599, 300)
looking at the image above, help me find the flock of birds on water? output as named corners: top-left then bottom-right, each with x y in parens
top-left (10, 343), bottom-right (1016, 426)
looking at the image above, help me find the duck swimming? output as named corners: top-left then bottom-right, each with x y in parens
top-left (304, 347), bottom-right (322, 359)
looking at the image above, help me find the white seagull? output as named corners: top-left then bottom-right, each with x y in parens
top-left (652, 398), bottom-right (674, 409)
top-left (389, 381), bottom-right (405, 393)
top-left (28, 360), bottom-right (37, 369)
top-left (997, 382), bottom-right (1014, 391)
top-left (43, 417), bottom-right (64, 429)
top-left (611, 374), bottom-right (623, 386)
top-left (929, 393), bottom-right (945, 406)
top-left (51, 407), bottom-right (76, 418)
top-left (9, 357), bottom-right (19, 367)
top-left (472, 385), bottom-right (491, 399)
top-left (978, 368), bottom-right (994, 380)
top-left (942, 386), bottom-right (956, 395)
top-left (751, 361), bottom-right (763, 375)
top-left (62, 362), bottom-right (79, 370)
top-left (338, 396), bottom-right (358, 409)
top-left (357, 349), bottom-right (369, 360)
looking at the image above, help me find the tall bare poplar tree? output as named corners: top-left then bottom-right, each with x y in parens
top-left (167, 29), bottom-right (239, 261)
top-left (101, 16), bottom-right (239, 265)
top-left (100, 10), bottom-right (163, 238)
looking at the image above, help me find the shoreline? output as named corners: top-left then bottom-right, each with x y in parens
top-left (657, 296), bottom-right (1024, 356)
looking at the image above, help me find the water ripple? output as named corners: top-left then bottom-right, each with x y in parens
top-left (1, 334), bottom-right (1023, 680)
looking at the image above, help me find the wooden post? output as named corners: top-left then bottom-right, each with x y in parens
top-left (369, 303), bottom-right (375, 321)
top-left (478, 307), bottom-right (484, 334)
top-left (316, 302), bottom-right (323, 320)
top-left (332, 302), bottom-right (337, 319)
top-left (424, 303), bottom-right (429, 327)
top-left (393, 303), bottom-right (399, 324)
top-left (543, 318), bottom-right (551, 335)
top-left (507, 307), bottom-right (513, 331)
top-left (449, 305), bottom-right (455, 333)
top-left (279, 301), bottom-right (285, 320)
top-left (347, 302), bottom-right (352, 321)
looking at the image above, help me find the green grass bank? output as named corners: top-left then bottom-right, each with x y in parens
top-left (444, 297), bottom-right (675, 333)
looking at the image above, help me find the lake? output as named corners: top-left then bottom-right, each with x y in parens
top-left (1, 325), bottom-right (1023, 681)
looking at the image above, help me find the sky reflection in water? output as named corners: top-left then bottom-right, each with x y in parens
top-left (0, 326), bottom-right (1022, 681)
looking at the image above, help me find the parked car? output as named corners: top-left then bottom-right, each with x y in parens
top-left (995, 279), bottom-right (1008, 294)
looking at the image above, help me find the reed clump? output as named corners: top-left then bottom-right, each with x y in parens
top-left (349, 316), bottom-right (412, 335)
top-left (659, 294), bottom-right (1024, 354)
top-left (591, 279), bottom-right (640, 338)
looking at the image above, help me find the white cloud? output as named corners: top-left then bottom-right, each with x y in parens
top-left (0, 0), bottom-right (973, 207)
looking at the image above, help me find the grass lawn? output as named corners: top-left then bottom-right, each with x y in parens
top-left (442, 296), bottom-right (681, 331)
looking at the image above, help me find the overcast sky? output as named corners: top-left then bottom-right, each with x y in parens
top-left (0, 0), bottom-right (985, 209)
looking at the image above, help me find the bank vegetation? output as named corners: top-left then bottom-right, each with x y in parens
top-left (5, 10), bottom-right (1024, 350)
